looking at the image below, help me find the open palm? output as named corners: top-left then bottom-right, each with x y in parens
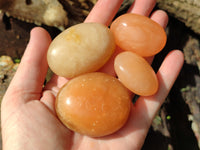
top-left (1, 0), bottom-right (184, 150)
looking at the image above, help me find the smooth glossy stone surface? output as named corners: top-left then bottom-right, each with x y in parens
top-left (56, 72), bottom-right (131, 137)
top-left (114, 51), bottom-right (158, 96)
top-left (110, 13), bottom-right (167, 57)
top-left (47, 23), bottom-right (115, 78)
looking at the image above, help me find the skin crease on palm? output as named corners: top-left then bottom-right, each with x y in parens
top-left (1, 0), bottom-right (184, 150)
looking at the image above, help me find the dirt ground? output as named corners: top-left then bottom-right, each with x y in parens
top-left (0, 8), bottom-right (200, 150)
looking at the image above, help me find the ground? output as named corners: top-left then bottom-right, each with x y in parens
top-left (0, 9), bottom-right (200, 150)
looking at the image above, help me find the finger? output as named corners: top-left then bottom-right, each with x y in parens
top-left (84, 0), bottom-right (124, 26)
top-left (44, 75), bottom-right (69, 95)
top-left (128, 0), bottom-right (156, 16)
top-left (3, 27), bottom-right (52, 105)
top-left (150, 10), bottom-right (169, 29)
top-left (125, 50), bottom-right (184, 147)
top-left (41, 75), bottom-right (69, 113)
top-left (40, 90), bottom-right (56, 114)
top-left (141, 50), bottom-right (184, 122)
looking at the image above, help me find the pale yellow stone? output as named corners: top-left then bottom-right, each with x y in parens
top-left (47, 23), bottom-right (116, 78)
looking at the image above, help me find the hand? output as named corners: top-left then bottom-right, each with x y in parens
top-left (1, 0), bottom-right (184, 149)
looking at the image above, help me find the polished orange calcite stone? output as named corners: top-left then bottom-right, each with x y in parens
top-left (110, 13), bottom-right (167, 57)
top-left (56, 72), bottom-right (131, 137)
top-left (114, 51), bottom-right (158, 96)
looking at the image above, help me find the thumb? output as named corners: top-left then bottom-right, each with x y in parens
top-left (2, 27), bottom-right (52, 108)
